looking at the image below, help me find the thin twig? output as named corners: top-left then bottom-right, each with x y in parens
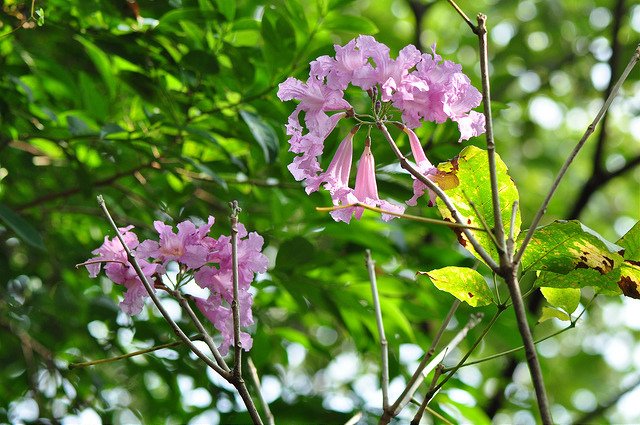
top-left (96, 195), bottom-right (231, 378)
top-left (173, 292), bottom-right (230, 372)
top-left (411, 364), bottom-right (445, 425)
top-left (382, 300), bottom-right (459, 422)
top-left (316, 203), bottom-right (486, 231)
top-left (378, 123), bottom-right (499, 272)
top-left (445, 0), bottom-right (477, 33)
top-left (514, 44), bottom-right (640, 265)
top-left (365, 250), bottom-right (389, 409)
top-left (247, 358), bottom-right (275, 425)
top-left (424, 307), bottom-right (505, 405)
top-left (69, 337), bottom-right (203, 369)
top-left (230, 200), bottom-right (243, 379)
top-left (380, 306), bottom-right (480, 424)
top-left (477, 14), bottom-right (506, 256)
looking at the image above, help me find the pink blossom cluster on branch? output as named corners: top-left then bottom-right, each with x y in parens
top-left (278, 35), bottom-right (485, 222)
top-left (85, 217), bottom-right (268, 354)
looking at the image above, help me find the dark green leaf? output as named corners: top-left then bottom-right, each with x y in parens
top-left (0, 203), bottom-right (45, 251)
top-left (323, 13), bottom-right (378, 34)
top-left (240, 110), bottom-right (279, 163)
top-left (276, 236), bottom-right (316, 271)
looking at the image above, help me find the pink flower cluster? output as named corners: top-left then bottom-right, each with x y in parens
top-left (278, 35), bottom-right (485, 221)
top-left (85, 217), bottom-right (268, 354)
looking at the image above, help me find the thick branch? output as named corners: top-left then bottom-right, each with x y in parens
top-left (503, 269), bottom-right (552, 424)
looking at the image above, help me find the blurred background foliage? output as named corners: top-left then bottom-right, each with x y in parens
top-left (0, 0), bottom-right (639, 423)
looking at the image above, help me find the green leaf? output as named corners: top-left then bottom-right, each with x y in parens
top-left (66, 115), bottom-right (92, 136)
top-left (240, 110), bottom-right (278, 163)
top-left (181, 50), bottom-right (219, 74)
top-left (215, 0), bottom-right (236, 21)
top-left (0, 203), bottom-right (45, 251)
top-left (617, 221), bottom-right (640, 260)
top-left (323, 13), bottom-right (378, 34)
top-left (540, 287), bottom-right (580, 315)
top-left (536, 269), bottom-right (621, 296)
top-left (436, 146), bottom-right (521, 264)
top-left (276, 237), bottom-right (317, 271)
top-left (156, 8), bottom-right (220, 30)
top-left (75, 36), bottom-right (116, 99)
top-left (180, 156), bottom-right (228, 190)
top-left (539, 306), bottom-right (571, 323)
top-left (520, 220), bottom-right (623, 275)
top-left (35, 8), bottom-right (45, 26)
top-left (418, 266), bottom-right (493, 307)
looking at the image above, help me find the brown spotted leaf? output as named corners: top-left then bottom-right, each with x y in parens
top-left (435, 146), bottom-right (521, 265)
top-left (616, 221), bottom-right (640, 299)
top-left (417, 266), bottom-right (494, 307)
top-left (520, 220), bottom-right (623, 275)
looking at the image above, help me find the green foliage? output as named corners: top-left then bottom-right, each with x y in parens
top-left (0, 0), bottom-right (639, 424)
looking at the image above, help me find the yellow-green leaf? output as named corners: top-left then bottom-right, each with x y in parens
top-left (435, 146), bottom-right (520, 265)
top-left (540, 287), bottom-right (580, 315)
top-left (418, 266), bottom-right (493, 307)
top-left (539, 306), bottom-right (571, 323)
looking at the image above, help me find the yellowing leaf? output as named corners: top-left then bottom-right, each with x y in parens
top-left (418, 266), bottom-right (493, 307)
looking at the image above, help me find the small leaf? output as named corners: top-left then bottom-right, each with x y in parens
top-left (35, 8), bottom-right (45, 26)
top-left (540, 287), bottom-right (580, 315)
top-left (539, 306), bottom-right (571, 323)
top-left (99, 123), bottom-right (126, 139)
top-left (520, 220), bottom-right (623, 275)
top-left (418, 266), bottom-right (493, 307)
top-left (0, 203), bottom-right (45, 251)
top-left (240, 110), bottom-right (278, 163)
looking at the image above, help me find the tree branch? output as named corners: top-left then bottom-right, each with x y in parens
top-left (514, 43), bottom-right (640, 265)
top-left (365, 249), bottom-right (389, 409)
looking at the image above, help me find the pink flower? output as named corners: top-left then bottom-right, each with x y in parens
top-left (331, 142), bottom-right (405, 223)
top-left (85, 226), bottom-right (158, 316)
top-left (194, 291), bottom-right (254, 355)
top-left (404, 127), bottom-right (438, 206)
top-left (137, 217), bottom-right (216, 269)
top-left (305, 126), bottom-right (356, 194)
top-left (277, 76), bottom-right (350, 136)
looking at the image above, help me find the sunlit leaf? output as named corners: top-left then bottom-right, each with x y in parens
top-left (540, 287), bottom-right (580, 315)
top-left (417, 266), bottom-right (493, 307)
top-left (520, 220), bottom-right (623, 275)
top-left (539, 306), bottom-right (571, 323)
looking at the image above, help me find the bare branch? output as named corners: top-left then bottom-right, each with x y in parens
top-left (515, 44), bottom-right (640, 265)
top-left (365, 250), bottom-right (389, 409)
top-left (247, 358), bottom-right (275, 425)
